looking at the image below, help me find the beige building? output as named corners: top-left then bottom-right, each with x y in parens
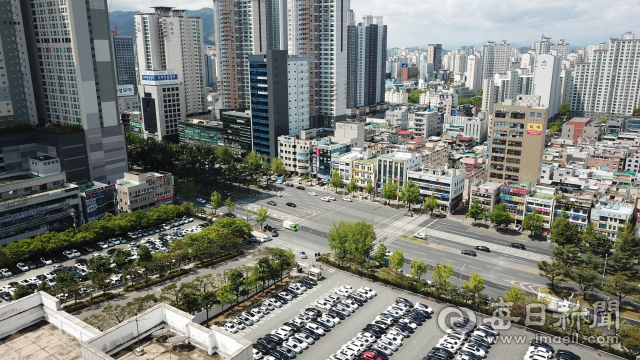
top-left (352, 158), bottom-right (377, 190)
top-left (469, 180), bottom-right (502, 211)
top-left (116, 171), bottom-right (174, 213)
top-left (488, 102), bottom-right (548, 184)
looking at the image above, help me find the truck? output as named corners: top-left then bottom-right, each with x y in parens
top-left (537, 292), bottom-right (591, 319)
top-left (283, 220), bottom-right (298, 231)
top-left (308, 267), bottom-right (322, 280)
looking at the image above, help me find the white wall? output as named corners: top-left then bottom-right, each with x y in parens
top-left (0, 292), bottom-right (44, 339)
top-left (41, 292), bottom-right (101, 341)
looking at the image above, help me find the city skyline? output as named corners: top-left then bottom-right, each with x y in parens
top-left (110, 0), bottom-right (640, 48)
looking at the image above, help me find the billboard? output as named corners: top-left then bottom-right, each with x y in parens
top-left (116, 84), bottom-right (135, 97)
top-left (526, 123), bottom-right (542, 135)
top-left (141, 70), bottom-right (179, 85)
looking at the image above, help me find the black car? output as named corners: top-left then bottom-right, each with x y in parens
top-left (283, 322), bottom-right (301, 332)
top-left (555, 350), bottom-right (580, 360)
top-left (457, 350), bottom-right (482, 360)
top-left (264, 334), bottom-right (284, 346)
top-left (311, 320), bottom-right (331, 332)
top-left (0, 292), bottom-right (12, 301)
top-left (264, 224), bottom-right (275, 232)
top-left (372, 320), bottom-right (389, 329)
top-left (404, 315), bottom-right (422, 326)
top-left (106, 248), bottom-right (117, 255)
top-left (362, 326), bottom-right (383, 337)
top-left (305, 307), bottom-right (322, 317)
top-left (300, 327), bottom-right (320, 340)
top-left (51, 255), bottom-right (63, 263)
top-left (75, 258), bottom-right (88, 265)
top-left (329, 309), bottom-right (345, 320)
top-left (36, 274), bottom-right (47, 282)
top-left (426, 347), bottom-right (454, 360)
top-left (26, 283), bottom-right (37, 291)
top-left (286, 202), bottom-right (296, 207)
top-left (461, 250), bottom-right (477, 257)
top-left (468, 335), bottom-right (491, 349)
top-left (510, 243), bottom-right (526, 249)
top-left (409, 312), bottom-right (426, 322)
top-left (396, 297), bottom-right (413, 307)
top-left (257, 337), bottom-right (277, 350)
top-left (474, 246), bottom-right (490, 252)
top-left (394, 322), bottom-right (414, 333)
top-left (347, 296), bottom-right (364, 306)
top-left (364, 324), bottom-right (386, 333)
top-left (530, 339), bottom-right (553, 352)
top-left (253, 343), bottom-right (271, 355)
top-left (267, 201), bottom-right (277, 206)
top-left (224, 213), bottom-right (237, 218)
top-left (277, 347), bottom-right (295, 359)
top-left (296, 186), bottom-right (305, 190)
top-left (300, 278), bottom-right (315, 288)
top-left (302, 277), bottom-right (317, 286)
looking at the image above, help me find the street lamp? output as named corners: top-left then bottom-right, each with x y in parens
top-left (601, 253), bottom-right (609, 287)
top-left (459, 263), bottom-right (466, 286)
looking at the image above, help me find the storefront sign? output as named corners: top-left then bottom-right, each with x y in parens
top-left (526, 123), bottom-right (542, 135)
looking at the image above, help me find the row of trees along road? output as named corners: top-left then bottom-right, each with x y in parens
top-left (83, 247), bottom-right (295, 330)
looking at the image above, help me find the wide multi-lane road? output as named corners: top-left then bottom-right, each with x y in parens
top-left (208, 183), bottom-right (554, 299)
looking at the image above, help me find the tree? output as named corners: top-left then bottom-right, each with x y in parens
top-left (400, 180), bottom-right (420, 210)
top-left (615, 222), bottom-right (640, 263)
top-left (137, 245), bottom-right (153, 266)
top-left (503, 286), bottom-right (526, 305)
top-left (465, 200), bottom-right (485, 224)
top-left (432, 261), bottom-right (454, 290)
top-left (410, 259), bottom-right (428, 280)
top-left (182, 180), bottom-right (197, 200)
top-left (227, 268), bottom-right (245, 305)
top-left (572, 265), bottom-right (600, 300)
top-left (111, 248), bottom-right (133, 272)
top-left (424, 194), bottom-right (439, 214)
top-left (462, 273), bottom-right (485, 304)
top-left (551, 220), bottom-right (581, 247)
top-left (620, 323), bottom-right (640, 354)
top-left (329, 170), bottom-right (343, 192)
top-left (177, 290), bottom-right (201, 314)
top-left (200, 291), bottom-right (218, 321)
top-left (210, 192), bottom-right (223, 215)
top-left (372, 243), bottom-right (387, 265)
top-left (272, 157), bottom-right (286, 175)
top-left (537, 259), bottom-right (566, 292)
top-left (581, 222), bottom-right (612, 258)
top-left (365, 183), bottom-right (375, 196)
top-left (346, 221), bottom-right (376, 262)
top-left (598, 118), bottom-right (607, 124)
top-left (604, 273), bottom-right (635, 306)
top-left (83, 314), bottom-right (115, 331)
top-left (389, 250), bottom-right (405, 271)
top-left (381, 180), bottom-right (398, 205)
top-left (347, 179), bottom-right (358, 194)
top-left (211, 218), bottom-right (252, 240)
top-left (216, 283), bottom-right (236, 310)
top-left (54, 269), bottom-right (81, 304)
top-left (552, 245), bottom-right (581, 271)
top-left (328, 221), bottom-right (350, 259)
top-left (408, 90), bottom-right (425, 104)
top-left (558, 103), bottom-right (570, 117)
top-left (256, 257), bottom-right (272, 291)
top-left (244, 151), bottom-right (264, 186)
top-left (267, 248), bottom-right (296, 282)
top-left (302, 173), bottom-right (310, 182)
top-left (215, 145), bottom-right (235, 167)
top-left (488, 204), bottom-right (513, 229)
top-left (102, 303), bottom-right (129, 323)
top-left (255, 205), bottom-right (270, 229)
top-left (522, 209), bottom-right (544, 237)
top-left (224, 197), bottom-right (236, 215)
top-left (12, 283), bottom-right (32, 300)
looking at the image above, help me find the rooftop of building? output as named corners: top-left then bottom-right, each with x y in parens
top-left (30, 155), bottom-right (57, 161)
top-left (531, 191), bottom-right (556, 200)
top-left (593, 201), bottom-right (635, 214)
top-left (0, 173), bottom-right (39, 186)
top-left (472, 180), bottom-right (503, 188)
top-left (0, 321), bottom-right (82, 360)
top-left (567, 117), bottom-right (591, 124)
top-left (378, 151), bottom-right (417, 160)
top-left (111, 332), bottom-right (218, 360)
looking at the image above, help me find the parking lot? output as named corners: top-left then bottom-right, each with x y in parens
top-left (232, 268), bottom-right (620, 360)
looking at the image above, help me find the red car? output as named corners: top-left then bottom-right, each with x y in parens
top-left (361, 351), bottom-right (383, 360)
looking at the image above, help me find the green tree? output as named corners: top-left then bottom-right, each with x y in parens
top-left (227, 268), bottom-right (245, 305)
top-left (488, 204), bottom-right (513, 229)
top-left (389, 250), bottom-right (405, 271)
top-left (12, 283), bottom-right (32, 300)
top-left (83, 314), bottom-right (115, 331)
top-left (581, 222), bottom-right (612, 258)
top-left (552, 245), bottom-right (582, 271)
top-left (465, 200), bottom-right (485, 224)
top-left (432, 261), bottom-right (454, 290)
top-left (462, 273), bottom-right (485, 304)
top-left (210, 192), bottom-right (223, 215)
top-left (54, 269), bottom-right (82, 304)
top-left (200, 291), bottom-right (219, 321)
top-left (244, 151), bottom-right (264, 186)
top-left (572, 265), bottom-right (600, 300)
top-left (111, 248), bottom-right (133, 272)
top-left (522, 209), bottom-right (544, 237)
top-left (216, 145), bottom-right (235, 167)
top-left (400, 180), bottom-right (421, 211)
top-left (328, 220), bottom-right (351, 259)
top-left (137, 245), bottom-right (153, 266)
top-left (177, 290), bottom-right (201, 314)
top-left (211, 218), bottom-right (252, 240)
top-left (537, 259), bottom-right (566, 292)
top-left (224, 197), bottom-right (236, 215)
top-left (302, 173), bottom-right (310, 182)
top-left (256, 257), bottom-right (272, 291)
top-left (408, 90), bottom-right (424, 104)
top-left (182, 180), bottom-right (197, 200)
top-left (424, 194), bottom-right (439, 215)
top-left (620, 323), bottom-right (640, 355)
top-left (559, 103), bottom-right (570, 117)
top-left (365, 183), bottom-right (375, 196)
top-left (381, 180), bottom-right (398, 205)
top-left (102, 303), bottom-right (129, 323)
top-left (634, 108), bottom-right (640, 116)
top-left (503, 286), bottom-right (526, 305)
top-left (372, 243), bottom-right (387, 265)
top-left (346, 179), bottom-right (358, 194)
top-left (272, 157), bottom-right (286, 175)
top-left (329, 170), bottom-right (343, 192)
top-left (216, 283), bottom-right (236, 310)
top-left (254, 205), bottom-right (270, 229)
top-left (346, 221), bottom-right (376, 262)
top-left (551, 219), bottom-right (581, 247)
top-left (410, 259), bottom-right (428, 279)
top-left (604, 273), bottom-right (635, 306)
top-left (597, 118), bottom-right (607, 124)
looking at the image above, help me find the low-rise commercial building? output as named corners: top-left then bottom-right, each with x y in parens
top-left (407, 165), bottom-right (466, 213)
top-left (0, 155), bottom-right (83, 245)
top-left (469, 180), bottom-right (502, 211)
top-left (352, 158), bottom-right (378, 190)
top-left (553, 190), bottom-right (594, 228)
top-left (591, 200), bottom-right (635, 241)
top-left (414, 110), bottom-right (441, 138)
top-left (80, 182), bottom-right (117, 223)
top-left (178, 119), bottom-right (225, 148)
top-left (377, 152), bottom-right (423, 189)
top-left (116, 171), bottom-right (173, 213)
top-left (525, 186), bottom-right (557, 233)
top-left (278, 129), bottom-right (317, 175)
top-left (499, 181), bottom-right (532, 224)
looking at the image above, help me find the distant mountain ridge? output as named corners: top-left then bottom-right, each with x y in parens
top-left (109, 8), bottom-right (215, 45)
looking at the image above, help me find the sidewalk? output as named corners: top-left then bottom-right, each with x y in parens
top-left (449, 214), bottom-right (554, 247)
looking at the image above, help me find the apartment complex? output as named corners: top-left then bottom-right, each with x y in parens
top-left (116, 171), bottom-right (174, 213)
top-left (487, 103), bottom-right (548, 184)
top-left (355, 16), bottom-right (387, 108)
top-left (532, 54), bottom-right (562, 119)
top-left (481, 41), bottom-right (511, 80)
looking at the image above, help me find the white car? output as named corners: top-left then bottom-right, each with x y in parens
top-left (347, 340), bottom-right (368, 353)
top-left (321, 314), bottom-right (339, 325)
top-left (360, 286), bottom-right (377, 296)
top-left (356, 289), bottom-right (373, 299)
top-left (381, 335), bottom-right (402, 347)
top-left (356, 332), bottom-right (376, 344)
top-left (278, 292), bottom-right (293, 301)
top-left (40, 257), bottom-right (52, 265)
top-left (461, 344), bottom-right (486, 357)
top-left (253, 348), bottom-right (263, 359)
top-left (267, 297), bottom-right (283, 308)
top-left (437, 338), bottom-right (463, 350)
top-left (415, 302), bottom-right (433, 314)
top-left (231, 319), bottom-right (246, 330)
top-left (294, 333), bottom-right (315, 345)
top-left (339, 348), bottom-right (358, 359)
top-left (343, 298), bottom-right (359, 309)
top-left (524, 355), bottom-right (551, 360)
top-left (271, 329), bottom-right (290, 340)
top-left (291, 283), bottom-right (307, 292)
top-left (316, 317), bottom-right (334, 328)
top-left (17, 263), bottom-right (29, 272)
top-left (97, 242), bottom-right (108, 249)
top-left (0, 268), bottom-right (12, 277)
top-left (283, 343), bottom-right (303, 354)
top-left (387, 329), bottom-right (405, 340)
top-left (251, 308), bottom-right (265, 318)
top-left (328, 196), bottom-right (336, 201)
top-left (242, 312), bottom-right (260, 323)
top-left (223, 322), bottom-right (238, 333)
top-left (472, 330), bottom-right (496, 343)
top-left (324, 313), bottom-right (341, 324)
top-left (309, 192), bottom-right (317, 196)
top-left (373, 343), bottom-right (394, 355)
top-left (399, 318), bottom-right (417, 329)
top-left (340, 301), bottom-right (357, 312)
top-left (321, 197), bottom-right (331, 202)
top-left (196, 198), bottom-right (206, 204)
top-left (287, 337), bottom-right (309, 350)
top-left (525, 348), bottom-right (553, 358)
top-left (342, 198), bottom-right (352, 202)
top-left (414, 232), bottom-right (427, 239)
top-left (341, 345), bottom-right (362, 357)
top-left (335, 288), bottom-right (351, 297)
top-left (314, 300), bottom-right (332, 310)
top-left (305, 322), bottom-right (325, 335)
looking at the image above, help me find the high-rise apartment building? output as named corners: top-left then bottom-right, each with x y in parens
top-left (0, 0), bottom-right (37, 126)
top-left (428, 44), bottom-right (443, 70)
top-left (532, 36), bottom-right (570, 60)
top-left (266, 0), bottom-right (286, 51)
top-left (487, 102), bottom-right (548, 184)
top-left (213, 0), bottom-right (267, 110)
top-left (481, 40), bottom-right (511, 79)
top-left (355, 16), bottom-right (387, 108)
top-left (112, 35), bottom-right (137, 88)
top-left (532, 54), bottom-right (562, 119)
top-left (134, 7), bottom-right (206, 116)
top-left (571, 32), bottom-right (640, 121)
top-left (21, 0), bottom-right (128, 184)
top-left (346, 10), bottom-right (358, 109)
top-left (465, 54), bottom-right (483, 91)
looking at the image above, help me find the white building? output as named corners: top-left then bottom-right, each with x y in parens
top-left (481, 40), bottom-right (511, 80)
top-left (560, 67), bottom-right (573, 106)
top-left (532, 54), bottom-right (562, 119)
top-left (414, 110), bottom-right (440, 137)
top-left (524, 186), bottom-right (556, 233)
top-left (591, 201), bottom-right (635, 241)
top-left (533, 36), bottom-right (570, 60)
top-left (135, 7), bottom-right (206, 116)
top-left (469, 180), bottom-right (502, 211)
top-left (386, 107), bottom-right (409, 129)
top-left (571, 32), bottom-right (640, 121)
top-left (385, 89), bottom-right (408, 104)
top-left (377, 152), bottom-right (423, 189)
top-left (407, 166), bottom-right (466, 213)
top-left (287, 57), bottom-right (310, 134)
top-left (139, 81), bottom-right (186, 140)
top-left (465, 54), bottom-right (483, 91)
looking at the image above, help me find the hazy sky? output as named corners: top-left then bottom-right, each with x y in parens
top-left (112, 0), bottom-right (640, 49)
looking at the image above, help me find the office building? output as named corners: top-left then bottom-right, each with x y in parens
top-left (220, 110), bottom-right (252, 157)
top-left (249, 51), bottom-right (309, 158)
top-left (178, 119), bottom-right (225, 148)
top-left (377, 152), bottom-right (423, 189)
top-left (532, 54), bottom-right (562, 119)
top-left (135, 7), bottom-right (206, 117)
top-left (561, 117), bottom-right (592, 144)
top-left (111, 35), bottom-right (137, 90)
top-left (591, 200), bottom-right (634, 241)
top-left (80, 182), bottom-right (117, 223)
top-left (428, 44), bottom-right (443, 70)
top-left (487, 102), bottom-right (548, 183)
top-left (139, 83), bottom-right (186, 140)
top-left (116, 171), bottom-right (174, 213)
top-left (571, 33), bottom-right (640, 121)
top-left (0, 155), bottom-right (83, 245)
top-left (278, 129), bottom-right (318, 175)
top-left (315, 138), bottom-right (353, 179)
top-left (0, 0), bottom-right (37, 126)
top-left (21, 0), bottom-right (128, 185)
top-left (213, 0), bottom-right (267, 110)
top-left (355, 16), bottom-right (387, 108)
top-left (407, 165), bottom-right (466, 213)
top-left (481, 41), bottom-right (511, 79)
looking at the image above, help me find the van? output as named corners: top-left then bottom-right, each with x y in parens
top-left (283, 220), bottom-right (298, 231)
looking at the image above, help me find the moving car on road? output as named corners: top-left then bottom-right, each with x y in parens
top-left (474, 246), bottom-right (490, 252)
top-left (286, 202), bottom-right (297, 207)
top-left (267, 201), bottom-right (277, 206)
top-left (343, 198), bottom-right (352, 202)
top-left (510, 243), bottom-right (526, 249)
top-left (461, 250), bottom-right (477, 257)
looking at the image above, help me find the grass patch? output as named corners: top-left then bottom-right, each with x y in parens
top-left (399, 234), bottom-right (429, 245)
